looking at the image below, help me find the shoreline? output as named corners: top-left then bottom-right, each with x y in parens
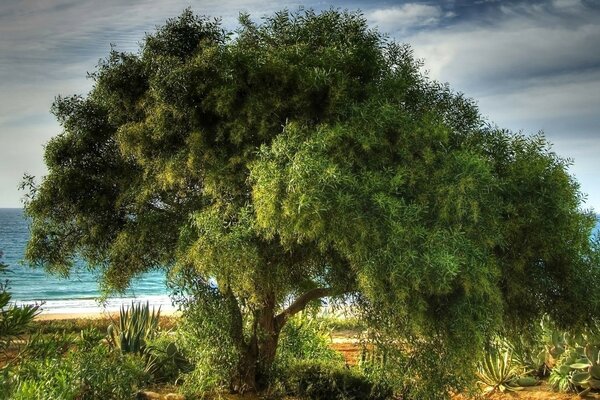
top-left (19, 294), bottom-right (176, 320)
top-left (35, 309), bottom-right (181, 321)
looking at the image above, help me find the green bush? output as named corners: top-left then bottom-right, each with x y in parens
top-left (8, 357), bottom-right (79, 400)
top-left (476, 345), bottom-right (523, 395)
top-left (0, 255), bottom-right (40, 356)
top-left (287, 360), bottom-right (392, 400)
top-left (6, 344), bottom-right (149, 399)
top-left (277, 313), bottom-right (344, 367)
top-left (78, 345), bottom-right (149, 399)
top-left (145, 333), bottom-right (192, 383)
top-left (25, 331), bottom-right (77, 359)
top-left (172, 278), bottom-right (241, 397)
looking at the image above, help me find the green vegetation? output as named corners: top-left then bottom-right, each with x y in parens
top-left (0, 254), bottom-right (40, 365)
top-left (4, 313), bottom-right (600, 398)
top-left (3, 341), bottom-right (149, 399)
top-left (107, 302), bottom-right (161, 354)
top-left (287, 360), bottom-right (391, 400)
top-left (18, 6), bottom-right (600, 399)
top-left (476, 345), bottom-right (524, 395)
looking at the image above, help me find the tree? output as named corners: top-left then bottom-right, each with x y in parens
top-left (23, 8), bottom-right (599, 393)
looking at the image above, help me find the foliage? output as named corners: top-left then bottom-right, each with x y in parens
top-left (0, 255), bottom-right (40, 355)
top-left (504, 334), bottom-right (547, 377)
top-left (172, 274), bottom-right (241, 396)
top-left (4, 343), bottom-right (149, 400)
top-left (547, 322), bottom-right (600, 395)
top-left (145, 333), bottom-right (192, 383)
top-left (24, 331), bottom-right (77, 359)
top-left (355, 302), bottom-right (485, 400)
top-left (107, 301), bottom-right (161, 354)
top-left (287, 360), bottom-right (391, 400)
top-left (28, 318), bottom-right (112, 335)
top-left (476, 345), bottom-right (523, 395)
top-left (277, 313), bottom-right (343, 367)
top-left (28, 316), bottom-right (176, 336)
top-left (23, 6), bottom-right (600, 391)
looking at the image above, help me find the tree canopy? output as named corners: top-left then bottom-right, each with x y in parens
top-left (24, 8), bottom-right (599, 394)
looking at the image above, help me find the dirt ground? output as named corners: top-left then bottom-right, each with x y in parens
top-left (453, 383), bottom-right (600, 399)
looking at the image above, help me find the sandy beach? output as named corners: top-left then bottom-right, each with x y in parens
top-left (35, 309), bottom-right (181, 321)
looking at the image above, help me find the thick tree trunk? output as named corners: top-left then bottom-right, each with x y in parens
top-left (231, 296), bottom-right (282, 393)
top-left (229, 287), bottom-right (335, 393)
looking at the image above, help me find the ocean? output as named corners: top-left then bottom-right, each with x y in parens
top-left (1, 208), bottom-right (599, 314)
top-left (0, 208), bottom-right (172, 314)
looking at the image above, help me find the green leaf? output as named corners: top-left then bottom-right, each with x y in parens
top-left (570, 363), bottom-right (590, 369)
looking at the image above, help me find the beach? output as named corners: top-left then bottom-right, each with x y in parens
top-left (35, 308), bottom-right (181, 321)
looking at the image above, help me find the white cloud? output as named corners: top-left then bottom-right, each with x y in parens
top-left (392, 1), bottom-right (600, 211)
top-left (0, 0), bottom-right (296, 207)
top-left (367, 4), bottom-right (445, 33)
top-left (552, 0), bottom-right (583, 10)
top-left (408, 18), bottom-right (600, 90)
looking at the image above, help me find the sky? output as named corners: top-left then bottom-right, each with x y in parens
top-left (0, 0), bottom-right (598, 211)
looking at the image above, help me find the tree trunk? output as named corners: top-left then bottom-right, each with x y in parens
top-left (229, 287), bottom-right (335, 393)
top-left (231, 294), bottom-right (282, 393)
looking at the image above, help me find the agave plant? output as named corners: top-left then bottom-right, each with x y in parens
top-left (477, 347), bottom-right (524, 396)
top-left (107, 301), bottom-right (160, 354)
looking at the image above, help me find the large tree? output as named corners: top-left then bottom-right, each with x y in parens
top-left (24, 9), bottom-right (599, 393)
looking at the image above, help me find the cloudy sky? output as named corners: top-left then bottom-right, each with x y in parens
top-left (1, 0), bottom-right (598, 211)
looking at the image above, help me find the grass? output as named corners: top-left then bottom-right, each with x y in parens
top-left (29, 316), bottom-right (178, 335)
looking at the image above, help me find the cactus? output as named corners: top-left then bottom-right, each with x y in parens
top-left (106, 301), bottom-right (160, 354)
top-left (549, 339), bottom-right (600, 396)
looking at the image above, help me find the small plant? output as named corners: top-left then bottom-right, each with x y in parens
top-left (145, 335), bottom-right (192, 383)
top-left (550, 343), bottom-right (600, 396)
top-left (542, 320), bottom-right (600, 396)
top-left (287, 360), bottom-right (392, 400)
top-left (277, 313), bottom-right (343, 366)
top-left (6, 344), bottom-right (149, 399)
top-left (24, 331), bottom-right (76, 359)
top-left (476, 346), bottom-right (523, 395)
top-left (107, 301), bottom-right (160, 354)
top-left (0, 255), bottom-right (40, 356)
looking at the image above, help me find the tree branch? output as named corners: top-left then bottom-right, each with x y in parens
top-left (275, 287), bottom-right (335, 328)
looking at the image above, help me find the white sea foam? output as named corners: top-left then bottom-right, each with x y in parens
top-left (16, 294), bottom-right (176, 315)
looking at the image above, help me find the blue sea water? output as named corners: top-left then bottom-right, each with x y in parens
top-left (0, 208), bottom-right (171, 313)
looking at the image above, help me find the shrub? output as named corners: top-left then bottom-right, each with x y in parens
top-left (287, 360), bottom-right (392, 400)
top-left (145, 333), bottom-right (192, 383)
top-left (6, 344), bottom-right (149, 399)
top-left (24, 331), bottom-right (77, 359)
top-left (476, 345), bottom-right (523, 395)
top-left (172, 276), bottom-right (241, 397)
top-left (8, 357), bottom-right (79, 400)
top-left (277, 313), bottom-right (344, 367)
top-left (0, 254), bottom-right (40, 357)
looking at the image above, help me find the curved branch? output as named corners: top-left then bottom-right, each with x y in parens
top-left (275, 287), bottom-right (335, 329)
